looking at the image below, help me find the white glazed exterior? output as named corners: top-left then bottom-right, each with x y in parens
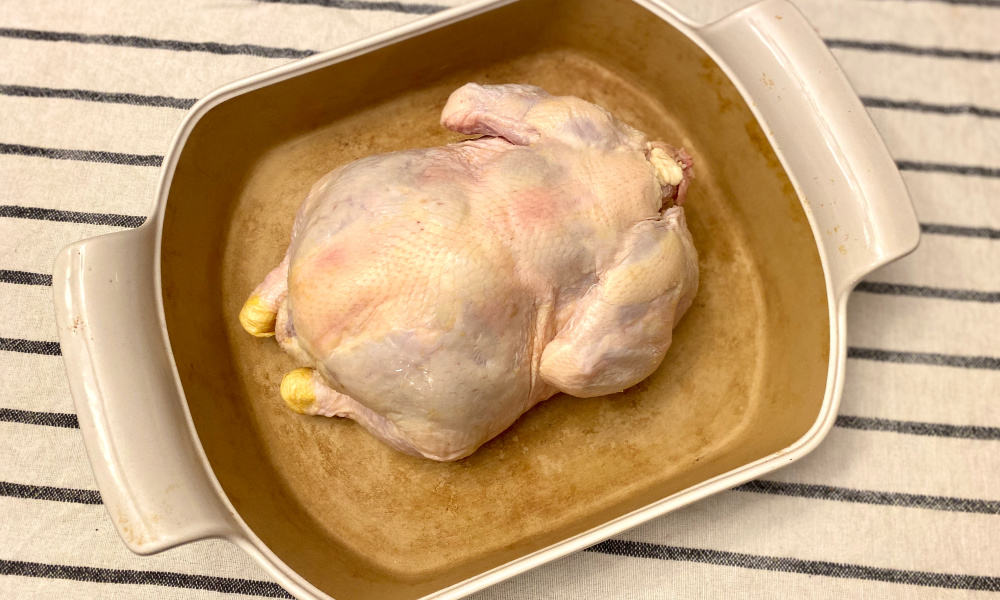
top-left (52, 1), bottom-right (920, 599)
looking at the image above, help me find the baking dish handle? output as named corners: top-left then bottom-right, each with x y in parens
top-left (696, 0), bottom-right (920, 296)
top-left (53, 226), bottom-right (236, 554)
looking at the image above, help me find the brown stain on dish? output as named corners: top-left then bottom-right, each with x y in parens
top-left (699, 56), bottom-right (737, 116)
top-left (115, 512), bottom-right (148, 548)
top-left (159, 0), bottom-right (829, 598)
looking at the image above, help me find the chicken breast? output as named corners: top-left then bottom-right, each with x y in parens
top-left (239, 83), bottom-right (698, 461)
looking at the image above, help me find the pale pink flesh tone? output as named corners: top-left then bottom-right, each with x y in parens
top-left (248, 83), bottom-right (698, 461)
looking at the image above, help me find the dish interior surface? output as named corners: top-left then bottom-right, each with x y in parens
top-left (161, 0), bottom-right (829, 597)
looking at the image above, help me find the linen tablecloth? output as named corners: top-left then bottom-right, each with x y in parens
top-left (2, 0), bottom-right (998, 597)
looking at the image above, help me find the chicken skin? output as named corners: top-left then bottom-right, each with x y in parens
top-left (240, 83), bottom-right (698, 461)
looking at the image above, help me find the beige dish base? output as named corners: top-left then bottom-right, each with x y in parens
top-left (161, 1), bottom-right (829, 598)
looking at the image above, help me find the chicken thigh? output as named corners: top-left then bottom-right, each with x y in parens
top-left (240, 83), bottom-right (698, 461)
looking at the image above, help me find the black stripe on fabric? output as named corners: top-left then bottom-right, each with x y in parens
top-left (0, 481), bottom-right (101, 505)
top-left (896, 160), bottom-right (1000, 178)
top-left (0, 84), bottom-right (196, 110)
top-left (0, 337), bottom-right (61, 356)
top-left (0, 27), bottom-right (314, 59)
top-left (848, 347), bottom-right (1000, 370)
top-left (861, 96), bottom-right (1000, 119)
top-left (0, 205), bottom-right (145, 228)
top-left (836, 415), bottom-right (1000, 440)
top-left (586, 540), bottom-right (1000, 592)
top-left (921, 222), bottom-right (1000, 239)
top-left (0, 408), bottom-right (79, 429)
top-left (855, 281), bottom-right (1000, 303)
top-left (825, 38), bottom-right (1000, 61)
top-left (0, 143), bottom-right (162, 166)
top-left (257, 0), bottom-right (446, 14)
top-left (0, 560), bottom-right (293, 598)
top-left (0, 269), bottom-right (52, 286)
top-left (736, 479), bottom-right (1000, 514)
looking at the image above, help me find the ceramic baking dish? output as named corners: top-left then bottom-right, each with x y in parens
top-left (53, 0), bottom-right (919, 598)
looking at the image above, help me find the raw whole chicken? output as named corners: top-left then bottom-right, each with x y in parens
top-left (239, 83), bottom-right (698, 461)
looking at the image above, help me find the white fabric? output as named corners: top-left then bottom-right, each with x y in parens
top-left (1, 0), bottom-right (998, 597)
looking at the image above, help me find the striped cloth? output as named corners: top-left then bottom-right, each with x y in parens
top-left (1, 0), bottom-right (997, 597)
